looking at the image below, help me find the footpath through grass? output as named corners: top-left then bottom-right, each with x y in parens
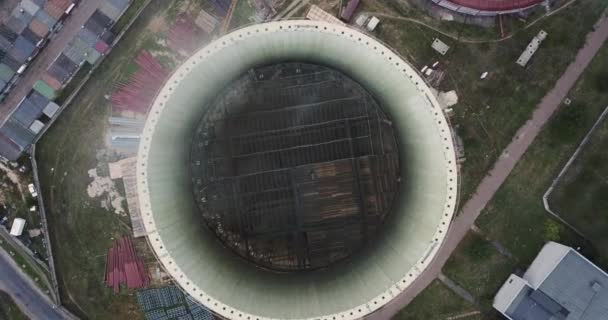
top-left (435, 42), bottom-right (608, 319)
top-left (0, 291), bottom-right (29, 320)
top-left (376, 0), bottom-right (607, 201)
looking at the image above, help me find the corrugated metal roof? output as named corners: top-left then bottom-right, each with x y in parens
top-left (98, 2), bottom-right (121, 21)
top-left (0, 35), bottom-right (12, 52)
top-left (0, 132), bottom-right (23, 161)
top-left (8, 47), bottom-right (28, 64)
top-left (62, 44), bottom-right (85, 64)
top-left (12, 8), bottom-right (34, 25)
top-left (100, 30), bottom-right (115, 44)
top-left (0, 64), bottom-right (15, 82)
top-left (31, 0), bottom-right (46, 6)
top-left (84, 17), bottom-right (105, 36)
top-left (91, 9), bottom-right (113, 28)
top-left (29, 120), bottom-right (44, 134)
top-left (85, 48), bottom-right (101, 64)
top-left (35, 9), bottom-right (58, 29)
top-left (29, 19), bottom-right (50, 39)
top-left (77, 27), bottom-right (99, 47)
top-left (33, 80), bottom-right (56, 99)
top-left (94, 40), bottom-right (109, 53)
top-left (47, 62), bottom-right (70, 83)
top-left (43, 101), bottom-right (60, 117)
top-left (0, 25), bottom-right (18, 42)
top-left (41, 72), bottom-right (62, 90)
top-left (55, 53), bottom-right (78, 73)
top-left (43, 2), bottom-right (64, 20)
top-left (20, 0), bottom-right (41, 16)
top-left (13, 98), bottom-right (42, 127)
top-left (107, 0), bottom-right (130, 11)
top-left (21, 27), bottom-right (41, 45)
top-left (27, 90), bottom-right (50, 109)
top-left (13, 36), bottom-right (36, 56)
top-left (0, 118), bottom-right (36, 149)
top-left (537, 251), bottom-right (608, 320)
top-left (6, 16), bottom-right (27, 34)
top-left (1, 55), bottom-right (21, 71)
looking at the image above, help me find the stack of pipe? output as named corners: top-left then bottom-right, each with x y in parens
top-left (105, 236), bottom-right (150, 293)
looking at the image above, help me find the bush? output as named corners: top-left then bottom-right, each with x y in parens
top-left (543, 218), bottom-right (562, 242)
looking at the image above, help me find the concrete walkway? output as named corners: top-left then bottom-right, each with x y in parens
top-left (369, 12), bottom-right (608, 320)
top-left (0, 0), bottom-right (105, 123)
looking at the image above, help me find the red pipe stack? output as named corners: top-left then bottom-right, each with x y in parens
top-left (105, 236), bottom-right (150, 293)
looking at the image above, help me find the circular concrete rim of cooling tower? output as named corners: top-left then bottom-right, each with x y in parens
top-left (137, 20), bottom-right (458, 320)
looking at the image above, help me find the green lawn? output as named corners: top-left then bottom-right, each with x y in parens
top-left (0, 291), bottom-right (29, 320)
top-left (443, 233), bottom-right (518, 312)
top-left (476, 42), bottom-right (608, 266)
top-left (547, 44), bottom-right (608, 266)
top-left (36, 1), bottom-right (178, 318)
top-left (393, 280), bottom-right (481, 320)
top-left (376, 0), bottom-right (608, 201)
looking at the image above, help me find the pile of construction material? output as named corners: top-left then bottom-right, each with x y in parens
top-left (111, 50), bottom-right (169, 113)
top-left (105, 236), bottom-right (149, 293)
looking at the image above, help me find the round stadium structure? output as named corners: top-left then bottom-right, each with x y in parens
top-left (137, 20), bottom-right (459, 319)
top-left (430, 0), bottom-right (544, 15)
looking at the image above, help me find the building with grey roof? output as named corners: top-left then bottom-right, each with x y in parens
top-left (493, 242), bottom-right (608, 320)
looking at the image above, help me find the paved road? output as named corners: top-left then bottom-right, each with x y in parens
top-left (0, 248), bottom-right (70, 319)
top-left (0, 0), bottom-right (104, 123)
top-left (369, 12), bottom-right (608, 320)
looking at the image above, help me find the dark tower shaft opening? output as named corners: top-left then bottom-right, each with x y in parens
top-left (190, 63), bottom-right (400, 272)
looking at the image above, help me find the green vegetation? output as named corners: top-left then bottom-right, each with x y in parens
top-left (393, 280), bottom-right (481, 320)
top-left (377, 0), bottom-right (607, 200)
top-left (230, 0), bottom-right (256, 29)
top-left (36, 1), bottom-right (181, 318)
top-left (548, 44), bottom-right (608, 262)
top-left (0, 291), bottom-right (28, 320)
top-left (443, 233), bottom-right (518, 311)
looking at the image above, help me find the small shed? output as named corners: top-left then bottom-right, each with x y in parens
top-left (340, 0), bottom-right (360, 22)
top-left (29, 120), bottom-right (44, 134)
top-left (366, 16), bottom-right (380, 32)
top-left (432, 38), bottom-right (450, 55)
top-left (9, 218), bottom-right (26, 236)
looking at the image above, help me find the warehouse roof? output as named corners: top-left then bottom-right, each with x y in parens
top-left (494, 242), bottom-right (608, 320)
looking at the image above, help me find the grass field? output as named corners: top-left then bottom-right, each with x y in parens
top-left (0, 291), bottom-right (28, 320)
top-left (434, 42), bottom-right (608, 319)
top-left (393, 280), bottom-right (481, 320)
top-left (546, 43), bottom-right (608, 266)
top-left (36, 1), bottom-right (182, 318)
top-left (375, 0), bottom-right (608, 200)
top-left (443, 233), bottom-right (518, 312)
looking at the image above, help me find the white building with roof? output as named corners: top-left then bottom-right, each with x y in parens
top-left (9, 218), bottom-right (26, 236)
top-left (494, 242), bottom-right (608, 320)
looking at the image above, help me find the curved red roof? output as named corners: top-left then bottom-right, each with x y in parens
top-left (446, 0), bottom-right (543, 11)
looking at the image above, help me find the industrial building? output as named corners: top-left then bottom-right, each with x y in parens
top-left (137, 20), bottom-right (458, 320)
top-left (493, 242), bottom-right (608, 320)
top-left (428, 0), bottom-right (544, 16)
